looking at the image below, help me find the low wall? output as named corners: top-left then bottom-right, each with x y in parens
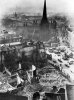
top-left (0, 93), bottom-right (28, 100)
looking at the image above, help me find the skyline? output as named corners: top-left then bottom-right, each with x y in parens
top-left (0, 0), bottom-right (74, 18)
top-left (0, 0), bottom-right (74, 47)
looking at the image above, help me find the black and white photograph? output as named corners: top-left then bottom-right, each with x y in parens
top-left (0, 0), bottom-right (74, 100)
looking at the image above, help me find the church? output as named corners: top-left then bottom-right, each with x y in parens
top-left (40, 0), bottom-right (49, 29)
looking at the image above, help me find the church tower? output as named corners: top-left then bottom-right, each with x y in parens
top-left (40, 0), bottom-right (49, 29)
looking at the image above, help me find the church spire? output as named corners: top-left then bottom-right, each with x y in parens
top-left (43, 0), bottom-right (47, 19)
top-left (40, 0), bottom-right (49, 29)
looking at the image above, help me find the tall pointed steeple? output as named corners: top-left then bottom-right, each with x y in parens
top-left (43, 0), bottom-right (47, 20)
top-left (40, 0), bottom-right (49, 29)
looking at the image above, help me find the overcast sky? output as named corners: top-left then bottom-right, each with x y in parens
top-left (0, 0), bottom-right (74, 19)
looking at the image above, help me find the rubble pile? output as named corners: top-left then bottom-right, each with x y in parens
top-left (39, 70), bottom-right (69, 89)
top-left (0, 72), bottom-right (16, 93)
top-left (46, 45), bottom-right (74, 82)
top-left (0, 40), bottom-right (74, 100)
